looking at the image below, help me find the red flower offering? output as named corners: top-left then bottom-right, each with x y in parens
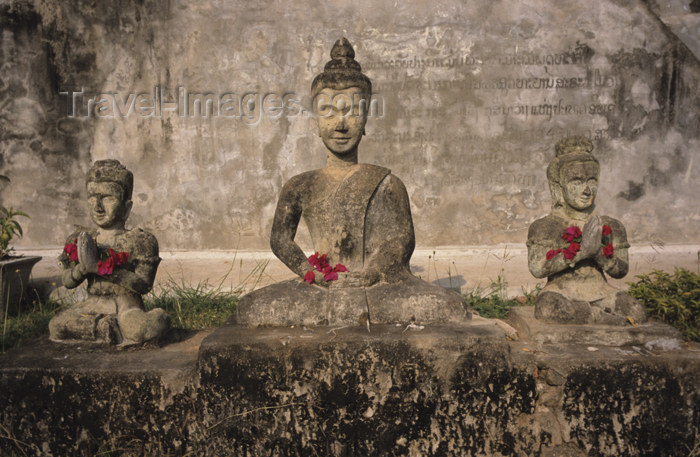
top-left (117, 251), bottom-right (129, 264)
top-left (97, 256), bottom-right (115, 276)
top-left (323, 271), bottom-right (338, 282)
top-left (63, 237), bottom-right (129, 276)
top-left (96, 247), bottom-right (129, 276)
top-left (548, 223), bottom-right (613, 262)
top-left (603, 242), bottom-right (614, 258)
top-left (306, 252), bottom-right (348, 283)
top-left (546, 249), bottom-right (562, 260)
top-left (562, 242), bottom-right (581, 261)
top-left (64, 238), bottom-right (79, 262)
top-left (562, 226), bottom-right (582, 243)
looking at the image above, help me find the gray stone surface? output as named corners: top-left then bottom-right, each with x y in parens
top-left (233, 38), bottom-right (465, 326)
top-left (0, 255), bottom-right (41, 317)
top-left (527, 137), bottom-right (647, 324)
top-left (1, 0), bottom-right (699, 252)
top-left (0, 326), bottom-right (697, 456)
top-left (49, 160), bottom-right (169, 345)
top-left (508, 306), bottom-right (682, 345)
top-left (644, 0), bottom-right (700, 60)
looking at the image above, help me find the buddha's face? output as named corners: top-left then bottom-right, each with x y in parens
top-left (315, 86), bottom-right (368, 156)
top-left (560, 160), bottom-right (599, 211)
top-left (87, 181), bottom-right (131, 229)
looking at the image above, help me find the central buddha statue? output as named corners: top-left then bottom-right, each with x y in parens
top-left (232, 38), bottom-right (466, 327)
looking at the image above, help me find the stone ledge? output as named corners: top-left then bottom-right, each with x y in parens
top-left (508, 306), bottom-right (682, 346)
top-left (0, 323), bottom-right (697, 456)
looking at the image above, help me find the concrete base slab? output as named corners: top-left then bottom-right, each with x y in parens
top-left (508, 306), bottom-right (683, 346)
top-left (200, 319), bottom-right (508, 352)
top-left (0, 323), bottom-right (697, 456)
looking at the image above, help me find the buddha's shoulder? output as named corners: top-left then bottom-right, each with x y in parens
top-left (527, 214), bottom-right (567, 239)
top-left (283, 169), bottom-right (323, 189)
top-left (359, 163), bottom-right (390, 175)
top-left (121, 228), bottom-right (159, 254)
top-left (283, 165), bottom-right (394, 188)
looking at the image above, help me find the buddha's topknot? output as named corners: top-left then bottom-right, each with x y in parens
top-left (311, 37), bottom-right (372, 97)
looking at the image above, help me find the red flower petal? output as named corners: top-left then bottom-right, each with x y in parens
top-left (116, 251), bottom-right (129, 265)
top-left (562, 226), bottom-right (582, 243)
top-left (64, 243), bottom-right (79, 262)
top-left (602, 225), bottom-right (612, 237)
top-left (603, 243), bottom-right (614, 258)
top-left (308, 253), bottom-right (319, 268)
top-left (546, 249), bottom-right (561, 260)
top-left (304, 270), bottom-right (315, 284)
top-left (334, 264), bottom-right (348, 273)
top-left (323, 271), bottom-right (338, 282)
top-left (97, 256), bottom-right (115, 276)
top-left (562, 242), bottom-right (580, 261)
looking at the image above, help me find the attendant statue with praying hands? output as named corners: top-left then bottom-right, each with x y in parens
top-left (527, 137), bottom-right (647, 325)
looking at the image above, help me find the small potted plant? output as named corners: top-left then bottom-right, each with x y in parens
top-left (0, 175), bottom-right (41, 318)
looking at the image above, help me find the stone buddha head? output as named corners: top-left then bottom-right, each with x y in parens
top-left (311, 37), bottom-right (372, 157)
top-left (547, 136), bottom-right (600, 215)
top-left (86, 159), bottom-right (134, 229)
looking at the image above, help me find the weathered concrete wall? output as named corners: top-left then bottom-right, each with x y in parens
top-left (0, 325), bottom-right (697, 456)
top-left (1, 0), bottom-right (699, 251)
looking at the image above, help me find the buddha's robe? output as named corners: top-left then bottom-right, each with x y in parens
top-left (233, 164), bottom-right (466, 326)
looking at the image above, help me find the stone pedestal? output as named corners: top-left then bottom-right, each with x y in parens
top-left (0, 322), bottom-right (697, 456)
top-left (508, 306), bottom-right (682, 346)
top-left (196, 322), bottom-right (539, 455)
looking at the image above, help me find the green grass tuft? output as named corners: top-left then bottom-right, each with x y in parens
top-left (628, 268), bottom-right (700, 342)
top-left (144, 277), bottom-right (239, 329)
top-left (463, 275), bottom-right (539, 319)
top-left (1, 292), bottom-right (64, 353)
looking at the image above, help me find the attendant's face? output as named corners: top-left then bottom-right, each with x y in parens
top-left (315, 86), bottom-right (368, 155)
top-left (87, 181), bottom-right (131, 229)
top-left (560, 161), bottom-right (599, 211)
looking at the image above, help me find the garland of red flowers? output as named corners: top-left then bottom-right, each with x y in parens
top-left (304, 252), bottom-right (348, 284)
top-left (63, 238), bottom-right (129, 276)
top-left (546, 224), bottom-right (614, 261)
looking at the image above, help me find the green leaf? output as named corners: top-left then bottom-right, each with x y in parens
top-left (628, 268), bottom-right (700, 342)
top-left (9, 220), bottom-right (22, 236)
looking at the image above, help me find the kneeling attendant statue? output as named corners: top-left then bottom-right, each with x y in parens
top-left (50, 160), bottom-right (169, 345)
top-left (233, 38), bottom-right (466, 327)
top-left (527, 137), bottom-right (647, 325)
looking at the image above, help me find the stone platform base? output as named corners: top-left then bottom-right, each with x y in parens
top-left (0, 321), bottom-right (697, 456)
top-left (508, 306), bottom-right (683, 346)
